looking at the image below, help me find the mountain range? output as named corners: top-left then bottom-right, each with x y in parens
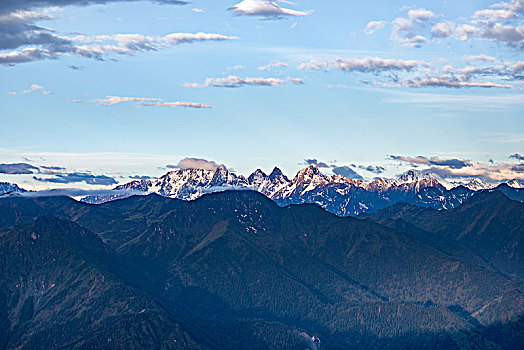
top-left (80, 165), bottom-right (524, 216)
top-left (0, 190), bottom-right (522, 349)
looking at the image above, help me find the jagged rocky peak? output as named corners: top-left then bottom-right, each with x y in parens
top-left (294, 164), bottom-right (328, 183)
top-left (269, 167), bottom-right (289, 183)
top-left (397, 169), bottom-right (453, 189)
top-left (0, 182), bottom-right (27, 195)
top-left (248, 169), bottom-right (268, 185)
top-left (398, 169), bottom-right (435, 183)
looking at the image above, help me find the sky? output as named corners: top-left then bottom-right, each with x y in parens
top-left (0, 0), bottom-right (523, 190)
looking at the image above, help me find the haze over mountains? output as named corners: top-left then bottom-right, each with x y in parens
top-left (0, 189), bottom-right (523, 349)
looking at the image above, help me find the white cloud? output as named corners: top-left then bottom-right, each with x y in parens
top-left (0, 48), bottom-right (48, 66)
top-left (467, 54), bottom-right (496, 62)
top-left (186, 75), bottom-right (304, 88)
top-left (364, 21), bottom-right (386, 35)
top-left (168, 157), bottom-right (222, 171)
top-left (71, 32), bottom-right (239, 59)
top-left (0, 9), bottom-right (55, 24)
top-left (389, 154), bottom-right (524, 182)
top-left (73, 96), bottom-right (162, 105)
top-left (379, 1), bottom-right (523, 48)
top-left (474, 9), bottom-right (516, 21)
top-left (184, 82), bottom-right (204, 88)
top-left (479, 22), bottom-right (524, 47)
top-left (72, 95), bottom-right (211, 108)
top-left (407, 8), bottom-right (437, 21)
top-left (227, 65), bottom-right (245, 71)
top-left (258, 60), bottom-right (288, 71)
top-left (207, 76), bottom-right (285, 87)
top-left (431, 22), bottom-right (455, 38)
top-left (0, 6), bottom-right (238, 66)
top-left (8, 84), bottom-right (51, 95)
top-left (139, 101), bottom-right (211, 109)
top-left (391, 15), bottom-right (431, 47)
top-left (229, 0), bottom-right (311, 17)
top-left (400, 76), bottom-right (512, 88)
top-left (299, 57), bottom-right (426, 73)
top-left (192, 8), bottom-right (204, 13)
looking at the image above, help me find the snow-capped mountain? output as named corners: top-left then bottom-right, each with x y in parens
top-left (82, 164), bottom-right (504, 215)
top-left (506, 179), bottom-right (524, 189)
top-left (459, 178), bottom-right (494, 191)
top-left (0, 182), bottom-right (26, 196)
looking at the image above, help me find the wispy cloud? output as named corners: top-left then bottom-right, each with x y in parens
top-left (71, 32), bottom-right (238, 60)
top-left (72, 95), bottom-right (211, 108)
top-left (380, 89), bottom-right (524, 108)
top-left (399, 76), bottom-right (512, 88)
top-left (139, 101), bottom-right (211, 109)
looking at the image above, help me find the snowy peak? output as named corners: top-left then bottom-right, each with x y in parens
top-left (248, 169), bottom-right (268, 186)
top-left (396, 169), bottom-right (453, 190)
top-left (398, 169), bottom-right (439, 183)
top-left (293, 164), bottom-right (328, 184)
top-left (0, 182), bottom-right (27, 195)
top-left (506, 179), bottom-right (524, 189)
top-left (83, 164), bottom-right (522, 216)
top-left (461, 178), bottom-right (494, 191)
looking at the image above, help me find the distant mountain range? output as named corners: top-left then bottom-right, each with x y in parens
top-left (81, 165), bottom-right (524, 216)
top-left (0, 190), bottom-right (522, 349)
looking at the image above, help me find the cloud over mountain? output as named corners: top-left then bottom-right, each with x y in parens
top-left (390, 155), bottom-right (523, 182)
top-left (167, 157), bottom-right (223, 171)
top-left (0, 163), bottom-right (40, 174)
top-left (33, 172), bottom-right (117, 185)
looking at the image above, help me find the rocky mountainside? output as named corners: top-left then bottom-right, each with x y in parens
top-left (82, 165), bottom-right (523, 216)
top-left (0, 190), bottom-right (522, 349)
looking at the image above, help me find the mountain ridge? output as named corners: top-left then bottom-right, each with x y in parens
top-left (81, 164), bottom-right (523, 216)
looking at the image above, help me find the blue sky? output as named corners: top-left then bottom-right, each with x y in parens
top-left (1, 0), bottom-right (523, 189)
